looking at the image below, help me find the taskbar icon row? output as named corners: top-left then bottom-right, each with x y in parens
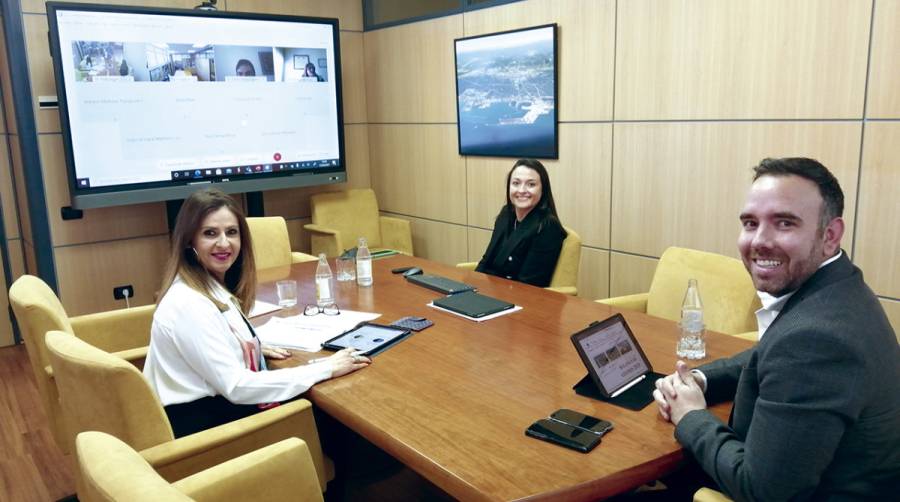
top-left (170, 159), bottom-right (339, 181)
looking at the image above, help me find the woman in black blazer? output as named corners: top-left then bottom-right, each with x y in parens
top-left (476, 159), bottom-right (567, 287)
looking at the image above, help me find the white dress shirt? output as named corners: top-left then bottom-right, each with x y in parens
top-left (143, 276), bottom-right (332, 406)
top-left (754, 251), bottom-right (842, 341)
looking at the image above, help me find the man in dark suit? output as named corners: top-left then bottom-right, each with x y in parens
top-left (653, 158), bottom-right (900, 500)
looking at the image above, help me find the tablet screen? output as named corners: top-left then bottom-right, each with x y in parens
top-left (572, 314), bottom-right (651, 396)
top-left (323, 323), bottom-right (409, 355)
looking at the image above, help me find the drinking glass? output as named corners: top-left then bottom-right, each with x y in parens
top-left (336, 256), bottom-right (356, 282)
top-left (276, 280), bottom-right (298, 308)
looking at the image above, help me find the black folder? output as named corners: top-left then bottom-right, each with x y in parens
top-left (433, 291), bottom-right (514, 318)
top-left (406, 274), bottom-right (476, 295)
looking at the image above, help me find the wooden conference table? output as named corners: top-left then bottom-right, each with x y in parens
top-left (261, 256), bottom-right (752, 501)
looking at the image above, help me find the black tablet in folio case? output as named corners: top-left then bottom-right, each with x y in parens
top-left (570, 314), bottom-right (664, 411)
top-left (322, 322), bottom-right (411, 357)
top-left (433, 291), bottom-right (514, 319)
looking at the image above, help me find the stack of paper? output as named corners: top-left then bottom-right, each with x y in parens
top-left (255, 310), bottom-right (381, 351)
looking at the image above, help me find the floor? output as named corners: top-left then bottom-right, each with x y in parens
top-left (0, 344), bottom-right (452, 501)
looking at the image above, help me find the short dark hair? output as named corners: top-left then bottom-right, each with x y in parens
top-left (504, 159), bottom-right (560, 219)
top-left (752, 157), bottom-right (844, 229)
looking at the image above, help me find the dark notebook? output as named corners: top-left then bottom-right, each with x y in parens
top-left (433, 291), bottom-right (514, 318)
top-left (406, 274), bottom-right (476, 295)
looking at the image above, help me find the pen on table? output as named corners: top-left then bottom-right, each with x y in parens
top-left (307, 357), bottom-right (330, 365)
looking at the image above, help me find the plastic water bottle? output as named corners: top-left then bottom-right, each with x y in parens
top-left (677, 278), bottom-right (706, 360)
top-left (356, 237), bottom-right (373, 287)
top-left (315, 253), bottom-right (334, 306)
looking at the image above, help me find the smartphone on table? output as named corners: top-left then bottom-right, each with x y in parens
top-left (525, 418), bottom-right (602, 453)
top-left (550, 408), bottom-right (614, 436)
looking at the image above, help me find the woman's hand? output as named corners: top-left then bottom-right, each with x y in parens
top-left (328, 348), bottom-right (371, 378)
top-left (261, 345), bottom-right (291, 360)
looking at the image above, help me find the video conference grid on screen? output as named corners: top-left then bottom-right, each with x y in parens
top-left (54, 9), bottom-right (340, 189)
top-left (579, 322), bottom-right (649, 393)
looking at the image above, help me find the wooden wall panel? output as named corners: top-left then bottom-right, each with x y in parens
top-left (0, 19), bottom-right (17, 134)
top-left (611, 122), bottom-right (861, 258)
top-left (867, 0), bottom-right (900, 117)
top-left (23, 241), bottom-right (37, 280)
top-left (615, 0), bottom-right (870, 120)
top-left (285, 217), bottom-right (312, 255)
top-left (608, 252), bottom-right (658, 299)
top-left (576, 247), bottom-right (609, 301)
top-left (466, 226), bottom-right (491, 264)
top-left (388, 214), bottom-right (468, 266)
top-left (38, 135), bottom-right (169, 246)
top-left (462, 0), bottom-right (615, 122)
top-left (340, 32), bottom-right (367, 124)
top-left (54, 235), bottom-right (169, 315)
top-left (8, 136), bottom-right (31, 246)
top-left (226, 0), bottom-right (363, 31)
top-left (881, 299), bottom-right (900, 342)
top-left (1, 138), bottom-right (18, 239)
top-left (369, 124), bottom-right (466, 224)
top-left (6, 239), bottom-right (26, 279)
top-left (22, 1), bottom-right (196, 15)
top-left (364, 15), bottom-right (462, 123)
top-left (23, 15), bottom-right (59, 134)
top-left (854, 122), bottom-right (900, 299)
top-left (466, 123), bottom-right (611, 247)
top-left (263, 123), bottom-right (370, 219)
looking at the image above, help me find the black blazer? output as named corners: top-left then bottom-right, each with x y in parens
top-left (675, 253), bottom-right (900, 501)
top-left (475, 207), bottom-right (566, 287)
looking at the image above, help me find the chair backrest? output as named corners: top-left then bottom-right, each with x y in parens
top-left (246, 216), bottom-right (293, 270)
top-left (76, 431), bottom-right (191, 502)
top-left (45, 331), bottom-right (174, 454)
top-left (8, 275), bottom-right (76, 451)
top-left (549, 226), bottom-right (582, 289)
top-left (646, 247), bottom-right (760, 335)
top-left (310, 188), bottom-right (383, 250)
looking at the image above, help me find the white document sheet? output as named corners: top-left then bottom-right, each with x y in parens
top-left (255, 310), bottom-right (381, 351)
top-left (249, 300), bottom-right (282, 318)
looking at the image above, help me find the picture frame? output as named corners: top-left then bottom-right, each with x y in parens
top-left (454, 24), bottom-right (558, 159)
top-left (293, 54), bottom-right (309, 70)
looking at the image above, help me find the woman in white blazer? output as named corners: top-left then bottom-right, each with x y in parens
top-left (143, 188), bottom-right (369, 437)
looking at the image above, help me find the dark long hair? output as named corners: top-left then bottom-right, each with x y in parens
top-left (503, 159), bottom-right (561, 220)
top-left (158, 188), bottom-right (256, 313)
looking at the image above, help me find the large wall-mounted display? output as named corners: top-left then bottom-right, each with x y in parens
top-left (454, 24), bottom-right (558, 159)
top-left (47, 2), bottom-right (346, 209)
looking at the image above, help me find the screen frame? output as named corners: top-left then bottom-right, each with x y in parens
top-left (570, 313), bottom-right (654, 398)
top-left (453, 23), bottom-right (559, 159)
top-left (46, 1), bottom-right (347, 209)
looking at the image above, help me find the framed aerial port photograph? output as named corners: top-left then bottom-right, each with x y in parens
top-left (454, 24), bottom-right (558, 159)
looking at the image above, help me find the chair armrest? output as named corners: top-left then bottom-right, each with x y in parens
top-left (456, 262), bottom-right (477, 271)
top-left (70, 304), bottom-right (154, 353)
top-left (595, 292), bottom-right (649, 312)
top-left (291, 252), bottom-right (318, 263)
top-left (546, 286), bottom-right (577, 296)
top-left (142, 399), bottom-right (332, 491)
top-left (378, 216), bottom-right (413, 256)
top-left (111, 346), bottom-right (148, 370)
top-left (731, 330), bottom-right (758, 343)
top-left (174, 438), bottom-right (323, 502)
top-left (303, 224), bottom-right (342, 258)
top-left (693, 487), bottom-right (733, 502)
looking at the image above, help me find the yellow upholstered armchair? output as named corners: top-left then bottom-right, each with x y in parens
top-left (457, 225), bottom-right (582, 296)
top-left (596, 247), bottom-right (759, 339)
top-left (694, 487), bottom-right (733, 502)
top-left (8, 274), bottom-right (153, 453)
top-left (76, 432), bottom-right (323, 502)
top-left (45, 331), bottom-right (332, 493)
top-left (246, 216), bottom-right (317, 269)
top-left (304, 188), bottom-right (413, 257)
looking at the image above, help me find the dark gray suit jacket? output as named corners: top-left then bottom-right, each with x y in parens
top-left (675, 253), bottom-right (900, 501)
